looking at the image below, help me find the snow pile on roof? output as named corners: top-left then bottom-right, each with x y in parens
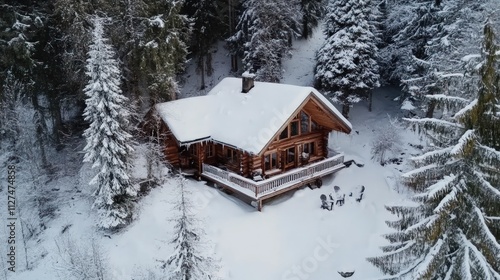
top-left (154, 77), bottom-right (351, 154)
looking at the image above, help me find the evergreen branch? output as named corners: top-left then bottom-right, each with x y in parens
top-left (450, 129), bottom-right (476, 157)
top-left (425, 94), bottom-right (469, 108)
top-left (472, 207), bottom-right (500, 255)
top-left (478, 144), bottom-right (500, 161)
top-left (404, 215), bottom-right (439, 237)
top-left (459, 232), bottom-right (500, 279)
top-left (426, 175), bottom-right (457, 201)
top-left (410, 147), bottom-right (452, 166)
top-left (473, 171), bottom-right (500, 199)
top-left (433, 186), bottom-right (460, 214)
top-left (454, 99), bottom-right (477, 119)
top-left (404, 117), bottom-right (463, 138)
top-left (412, 236), bottom-right (446, 279)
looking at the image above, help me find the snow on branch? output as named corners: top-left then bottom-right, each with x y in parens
top-left (450, 129), bottom-right (476, 157)
top-left (425, 95), bottom-right (469, 103)
top-left (454, 99), bottom-right (477, 119)
top-left (426, 175), bottom-right (456, 201)
top-left (473, 171), bottom-right (500, 199)
top-left (412, 237), bottom-right (446, 279)
top-left (402, 163), bottom-right (438, 179)
top-left (410, 147), bottom-right (452, 165)
top-left (478, 144), bottom-right (500, 161)
top-left (404, 117), bottom-right (463, 137)
top-left (433, 186), bottom-right (460, 214)
top-left (472, 207), bottom-right (500, 254)
top-left (404, 215), bottom-right (438, 236)
top-left (461, 54), bottom-right (481, 62)
top-left (459, 232), bottom-right (500, 280)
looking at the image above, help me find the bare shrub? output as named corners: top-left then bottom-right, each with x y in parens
top-left (371, 117), bottom-right (403, 165)
top-left (54, 235), bottom-right (108, 280)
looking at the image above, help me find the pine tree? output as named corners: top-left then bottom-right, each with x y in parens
top-left (228, 0), bottom-right (301, 82)
top-left (82, 16), bottom-right (136, 230)
top-left (315, 0), bottom-right (379, 118)
top-left (139, 0), bottom-right (191, 104)
top-left (183, 0), bottom-right (224, 89)
top-left (368, 22), bottom-right (500, 279)
top-left (300, 0), bottom-right (325, 39)
top-left (380, 0), bottom-right (490, 118)
top-left (160, 175), bottom-right (220, 280)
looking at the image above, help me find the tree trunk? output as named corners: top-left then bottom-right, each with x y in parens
top-left (51, 97), bottom-right (63, 149)
top-left (228, 0), bottom-right (238, 72)
top-left (426, 99), bottom-right (436, 118)
top-left (200, 55), bottom-right (206, 90)
top-left (31, 95), bottom-right (49, 169)
top-left (368, 91), bottom-right (373, 112)
top-left (342, 103), bottom-right (350, 118)
top-left (302, 15), bottom-right (309, 39)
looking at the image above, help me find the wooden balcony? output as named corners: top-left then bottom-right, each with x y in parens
top-left (201, 154), bottom-right (346, 210)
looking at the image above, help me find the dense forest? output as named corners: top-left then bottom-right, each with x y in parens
top-left (1, 0), bottom-right (499, 279)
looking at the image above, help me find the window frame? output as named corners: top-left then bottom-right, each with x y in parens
top-left (206, 143), bottom-right (214, 157)
top-left (264, 151), bottom-right (279, 171)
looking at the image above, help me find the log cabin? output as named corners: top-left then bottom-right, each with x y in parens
top-left (143, 73), bottom-right (352, 210)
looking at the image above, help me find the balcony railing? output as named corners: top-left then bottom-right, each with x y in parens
top-left (202, 154), bottom-right (345, 198)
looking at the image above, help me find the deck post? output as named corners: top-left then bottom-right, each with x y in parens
top-left (197, 143), bottom-right (204, 180)
top-left (257, 199), bottom-right (262, 211)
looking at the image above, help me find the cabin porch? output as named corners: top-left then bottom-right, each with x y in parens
top-left (201, 153), bottom-right (346, 211)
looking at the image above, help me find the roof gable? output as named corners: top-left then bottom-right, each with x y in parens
top-left (153, 77), bottom-right (351, 154)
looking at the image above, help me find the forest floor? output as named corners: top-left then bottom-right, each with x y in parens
top-left (1, 26), bottom-right (425, 280)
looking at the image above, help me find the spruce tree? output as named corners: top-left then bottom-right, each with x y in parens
top-left (315, 0), bottom-right (379, 118)
top-left (139, 0), bottom-right (191, 104)
top-left (183, 0), bottom-right (224, 89)
top-left (380, 0), bottom-right (490, 118)
top-left (82, 16), bottom-right (136, 230)
top-left (160, 175), bottom-right (220, 280)
top-left (228, 0), bottom-right (301, 82)
top-left (300, 0), bottom-right (325, 39)
top-left (368, 22), bottom-right (500, 279)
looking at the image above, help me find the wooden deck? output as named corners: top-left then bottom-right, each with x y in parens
top-left (201, 154), bottom-right (346, 210)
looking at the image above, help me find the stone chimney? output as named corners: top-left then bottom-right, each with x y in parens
top-left (241, 71), bottom-right (255, 93)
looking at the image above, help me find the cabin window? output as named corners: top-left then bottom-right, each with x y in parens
top-left (206, 144), bottom-right (214, 157)
top-left (301, 111), bottom-right (310, 134)
top-left (311, 120), bottom-right (319, 131)
top-left (303, 142), bottom-right (315, 155)
top-left (290, 120), bottom-right (299, 137)
top-left (279, 126), bottom-right (289, 140)
top-left (264, 152), bottom-right (278, 170)
top-left (225, 148), bottom-right (238, 163)
top-left (286, 147), bottom-right (295, 164)
top-left (189, 145), bottom-right (197, 156)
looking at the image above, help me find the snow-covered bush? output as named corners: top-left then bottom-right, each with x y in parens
top-left (370, 120), bottom-right (403, 165)
top-left (54, 235), bottom-right (109, 280)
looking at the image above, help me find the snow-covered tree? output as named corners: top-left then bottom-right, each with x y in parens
top-left (380, 0), bottom-right (489, 117)
top-left (228, 0), bottom-right (301, 82)
top-left (139, 0), bottom-right (191, 103)
top-left (299, 0), bottom-right (325, 39)
top-left (183, 0), bottom-right (224, 89)
top-left (368, 22), bottom-right (500, 279)
top-left (160, 175), bottom-right (220, 280)
top-left (315, 0), bottom-right (380, 118)
top-left (82, 16), bottom-right (136, 230)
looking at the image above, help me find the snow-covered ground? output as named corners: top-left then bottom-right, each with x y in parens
top-left (2, 26), bottom-right (425, 280)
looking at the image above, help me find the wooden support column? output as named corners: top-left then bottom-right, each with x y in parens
top-left (197, 143), bottom-right (204, 180)
top-left (322, 130), bottom-right (329, 157)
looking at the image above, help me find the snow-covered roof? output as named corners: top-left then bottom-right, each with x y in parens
top-left (154, 77), bottom-right (351, 154)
